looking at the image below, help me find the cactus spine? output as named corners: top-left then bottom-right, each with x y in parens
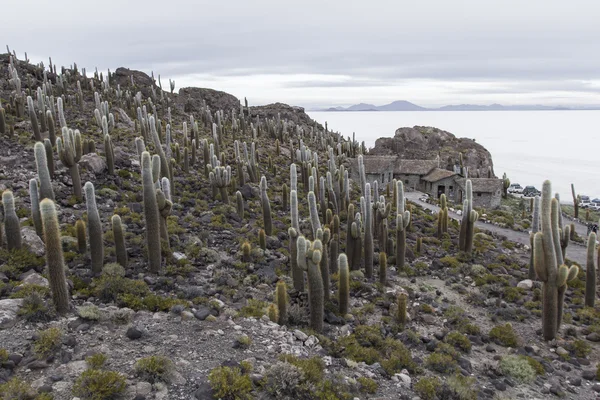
top-left (40, 199), bottom-right (70, 315)
top-left (585, 232), bottom-right (596, 307)
top-left (76, 219), bottom-right (86, 254)
top-left (34, 142), bottom-right (54, 201)
top-left (2, 190), bottom-right (22, 250)
top-left (57, 128), bottom-right (83, 200)
top-left (84, 182), bottom-right (104, 274)
top-left (112, 214), bottom-right (127, 268)
top-left (141, 152), bottom-right (162, 273)
top-left (533, 180), bottom-right (578, 340)
top-left (289, 190), bottom-right (304, 291)
top-left (260, 176), bottom-right (273, 235)
top-left (458, 180), bottom-right (479, 255)
top-left (338, 253), bottom-right (349, 316)
top-left (29, 179), bottom-right (43, 238)
top-left (276, 280), bottom-right (287, 325)
top-left (297, 236), bottom-right (324, 332)
top-left (395, 181), bottom-right (410, 270)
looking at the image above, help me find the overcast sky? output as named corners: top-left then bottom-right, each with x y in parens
top-left (4, 0), bottom-right (600, 108)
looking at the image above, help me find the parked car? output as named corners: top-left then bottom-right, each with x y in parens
top-left (507, 184), bottom-right (523, 194)
top-left (522, 186), bottom-right (541, 197)
top-left (579, 200), bottom-right (592, 208)
top-left (588, 203), bottom-right (600, 211)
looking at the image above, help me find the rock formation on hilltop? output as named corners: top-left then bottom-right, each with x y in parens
top-left (369, 126), bottom-right (495, 177)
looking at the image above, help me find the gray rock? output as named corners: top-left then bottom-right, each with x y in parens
top-left (586, 332), bottom-right (600, 342)
top-left (136, 381), bottom-right (152, 396)
top-left (0, 299), bottom-right (23, 328)
top-left (293, 330), bottom-right (308, 341)
top-left (194, 307), bottom-right (217, 321)
top-left (80, 153), bottom-right (107, 175)
top-left (126, 326), bottom-right (143, 340)
top-left (194, 382), bottom-right (214, 399)
top-left (582, 370), bottom-right (596, 380)
top-left (20, 271), bottom-right (49, 287)
top-left (517, 279), bottom-right (533, 290)
top-left (21, 227), bottom-right (45, 256)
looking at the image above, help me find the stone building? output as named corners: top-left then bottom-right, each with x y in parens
top-left (455, 178), bottom-right (503, 209)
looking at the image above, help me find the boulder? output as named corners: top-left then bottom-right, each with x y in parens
top-left (80, 153), bottom-right (107, 175)
top-left (0, 299), bottom-right (23, 328)
top-left (21, 271), bottom-right (49, 287)
top-left (517, 279), bottom-right (533, 290)
top-left (21, 226), bottom-right (45, 256)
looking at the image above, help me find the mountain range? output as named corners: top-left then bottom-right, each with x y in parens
top-left (319, 101), bottom-right (600, 112)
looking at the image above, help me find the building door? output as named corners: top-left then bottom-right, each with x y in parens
top-left (437, 185), bottom-right (445, 199)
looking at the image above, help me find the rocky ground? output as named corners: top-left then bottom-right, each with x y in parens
top-left (0, 53), bottom-right (599, 400)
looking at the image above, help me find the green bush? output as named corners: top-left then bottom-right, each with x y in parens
top-left (446, 374), bottom-right (478, 400)
top-left (134, 355), bottom-right (174, 383)
top-left (570, 339), bottom-right (592, 358)
top-left (78, 305), bottom-right (101, 321)
top-left (426, 352), bottom-right (457, 374)
top-left (0, 348), bottom-right (8, 363)
top-left (489, 323), bottom-right (520, 347)
top-left (357, 376), bottom-right (378, 394)
top-left (208, 366), bottom-right (253, 400)
top-left (0, 248), bottom-right (45, 279)
top-left (278, 355), bottom-right (324, 383)
top-left (499, 355), bottom-right (536, 383)
top-left (72, 369), bottom-right (127, 400)
top-left (33, 327), bottom-right (62, 358)
top-left (9, 283), bottom-right (49, 299)
top-left (86, 353), bottom-right (107, 369)
top-left (18, 292), bottom-right (54, 322)
top-left (239, 299), bottom-right (268, 318)
top-left (414, 376), bottom-right (441, 400)
top-left (0, 377), bottom-right (38, 399)
top-left (445, 331), bottom-right (472, 353)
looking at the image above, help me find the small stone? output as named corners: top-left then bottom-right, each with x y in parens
top-left (569, 378), bottom-right (582, 387)
top-left (172, 252), bottom-right (187, 261)
top-left (486, 345), bottom-right (496, 353)
top-left (582, 370), bottom-right (596, 380)
top-left (586, 332), bottom-right (600, 342)
top-left (517, 279), bottom-right (533, 290)
top-left (136, 382), bottom-right (152, 396)
top-left (493, 380), bottom-right (507, 391)
top-left (556, 347), bottom-right (568, 356)
top-left (550, 385), bottom-right (563, 396)
top-left (398, 373), bottom-right (411, 385)
top-left (293, 330), bottom-right (308, 341)
top-left (126, 326), bottom-right (143, 340)
top-left (20, 271), bottom-right (49, 287)
top-left (304, 336), bottom-right (318, 347)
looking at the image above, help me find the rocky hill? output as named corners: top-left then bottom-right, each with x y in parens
top-left (0, 50), bottom-right (599, 400)
top-left (370, 126), bottom-right (496, 177)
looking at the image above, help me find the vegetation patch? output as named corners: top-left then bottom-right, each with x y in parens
top-left (134, 355), bottom-right (175, 383)
top-left (489, 323), bottom-right (520, 347)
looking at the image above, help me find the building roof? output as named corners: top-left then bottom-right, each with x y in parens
top-left (456, 178), bottom-right (503, 193)
top-left (422, 168), bottom-right (456, 182)
top-left (398, 159), bottom-right (439, 176)
top-left (353, 156), bottom-right (440, 176)
top-left (358, 156), bottom-right (398, 173)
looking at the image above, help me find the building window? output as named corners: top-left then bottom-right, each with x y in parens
top-left (449, 186), bottom-right (453, 190)
top-left (477, 193), bottom-right (482, 197)
top-left (405, 180), bottom-right (409, 184)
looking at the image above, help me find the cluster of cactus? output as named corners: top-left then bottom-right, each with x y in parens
top-left (297, 235), bottom-right (324, 332)
top-left (458, 180), bottom-right (479, 255)
top-left (437, 194), bottom-right (448, 238)
top-left (395, 181), bottom-right (410, 270)
top-left (57, 128), bottom-right (83, 199)
top-left (533, 181), bottom-right (579, 340)
top-left (209, 165), bottom-right (232, 203)
top-left (2, 190), bottom-right (22, 250)
top-left (346, 203), bottom-right (363, 271)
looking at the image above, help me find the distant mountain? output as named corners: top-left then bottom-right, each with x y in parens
top-left (318, 101), bottom-right (600, 112)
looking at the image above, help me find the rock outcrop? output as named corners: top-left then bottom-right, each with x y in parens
top-left (369, 126), bottom-right (496, 177)
top-left (250, 103), bottom-right (321, 128)
top-left (177, 87), bottom-right (241, 114)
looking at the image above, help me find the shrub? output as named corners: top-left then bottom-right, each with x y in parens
top-left (78, 305), bottom-right (101, 321)
top-left (10, 283), bottom-right (49, 299)
top-left (489, 323), bottom-right (520, 347)
top-left (134, 355), bottom-right (174, 383)
top-left (499, 355), bottom-right (536, 383)
top-left (235, 334), bottom-right (252, 350)
top-left (570, 339), bottom-right (592, 358)
top-left (414, 376), bottom-right (442, 400)
top-left (86, 353), bottom-right (107, 369)
top-left (208, 366), bottom-right (252, 400)
top-left (278, 355), bottom-right (325, 383)
top-left (380, 338), bottom-right (419, 375)
top-left (357, 376), bottom-right (378, 394)
top-left (18, 292), bottom-right (54, 322)
top-left (263, 361), bottom-right (305, 397)
top-left (521, 355), bottom-right (545, 375)
top-left (33, 327), bottom-right (62, 358)
top-left (0, 377), bottom-right (37, 399)
top-left (0, 248), bottom-right (45, 279)
top-left (239, 299), bottom-right (268, 318)
top-left (426, 352), bottom-right (457, 374)
top-left (440, 256), bottom-right (460, 269)
top-left (0, 348), bottom-right (8, 363)
top-left (72, 369), bottom-right (127, 400)
top-left (445, 374), bottom-right (478, 400)
top-left (445, 331), bottom-right (472, 353)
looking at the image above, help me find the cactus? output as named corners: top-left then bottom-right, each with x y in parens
top-left (437, 194), bottom-right (448, 238)
top-left (289, 190), bottom-right (304, 291)
top-left (29, 179), bottom-right (43, 238)
top-left (529, 196), bottom-right (541, 279)
top-left (379, 252), bottom-right (387, 285)
top-left (533, 180), bottom-right (579, 340)
top-left (502, 173), bottom-right (510, 198)
top-left (416, 237), bottom-right (422, 255)
top-left (156, 189), bottom-right (172, 253)
top-left (104, 134), bottom-right (115, 175)
top-left (57, 128), bottom-right (83, 199)
top-left (346, 204), bottom-right (355, 268)
top-left (396, 293), bottom-right (407, 325)
top-left (241, 241), bottom-right (251, 262)
top-left (27, 96), bottom-right (41, 141)
top-left (112, 215), bottom-right (127, 268)
top-left (84, 182), bottom-right (104, 274)
top-left (585, 232), bottom-right (596, 307)
top-left (276, 280), bottom-right (287, 325)
top-left (43, 139), bottom-right (54, 178)
top-left (39, 199), bottom-right (70, 314)
top-left (149, 115), bottom-right (170, 180)
top-left (76, 219), bottom-right (86, 254)
top-left (2, 190), bottom-right (22, 250)
top-left (364, 184), bottom-right (374, 279)
top-left (209, 166), bottom-right (231, 203)
top-left (376, 198), bottom-right (391, 252)
top-left (571, 184), bottom-right (578, 219)
top-left (338, 253), bottom-right (349, 316)
top-left (141, 152), bottom-right (162, 274)
top-left (34, 142), bottom-right (55, 201)
top-left (329, 215), bottom-right (340, 275)
top-left (308, 191), bottom-right (321, 240)
top-left (259, 176), bottom-right (273, 235)
top-left (395, 181), bottom-right (410, 270)
top-left (458, 180), bottom-right (479, 255)
top-left (0, 107), bottom-right (5, 134)
top-left (297, 236), bottom-right (324, 332)
top-left (235, 191), bottom-right (244, 218)
top-left (259, 229), bottom-right (267, 250)
top-left (282, 184), bottom-right (288, 211)
top-left (267, 304), bottom-right (278, 323)
top-left (318, 228), bottom-right (331, 301)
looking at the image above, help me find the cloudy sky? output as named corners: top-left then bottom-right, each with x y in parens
top-left (4, 0), bottom-right (600, 108)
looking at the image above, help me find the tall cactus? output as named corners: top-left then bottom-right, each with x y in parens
top-left (260, 176), bottom-right (273, 236)
top-left (29, 179), bottom-right (43, 238)
top-left (40, 199), bottom-right (70, 315)
top-left (34, 142), bottom-right (54, 201)
top-left (76, 219), bottom-right (86, 254)
top-left (43, 139), bottom-right (54, 178)
top-left (104, 134), bottom-right (115, 175)
top-left (585, 232), bottom-right (596, 307)
top-left (57, 128), bottom-right (83, 200)
top-left (437, 194), bottom-right (448, 238)
top-left (329, 215), bottom-right (340, 275)
top-left (235, 191), bottom-right (244, 218)
top-left (458, 180), bottom-right (479, 255)
top-left (338, 253), bottom-right (349, 316)
top-left (276, 280), bottom-right (287, 325)
top-left (141, 152), bottom-right (162, 273)
top-left (112, 215), bottom-right (127, 268)
top-left (297, 236), bottom-right (324, 332)
top-left (379, 252), bottom-right (387, 285)
top-left (209, 166), bottom-right (231, 203)
top-left (156, 189), bottom-right (172, 253)
top-left (289, 190), bottom-right (304, 291)
top-left (308, 191), bottom-right (321, 240)
top-left (571, 183), bottom-right (579, 219)
top-left (27, 96), bottom-right (41, 141)
top-left (318, 228), bottom-right (331, 301)
top-left (2, 190), bottom-right (22, 250)
top-left (529, 196), bottom-right (541, 279)
top-left (395, 181), bottom-right (410, 270)
top-left (364, 184), bottom-right (374, 278)
top-left (84, 182), bottom-right (104, 274)
top-left (533, 180), bottom-right (579, 340)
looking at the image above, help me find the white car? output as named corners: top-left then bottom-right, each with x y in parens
top-left (579, 200), bottom-right (592, 208)
top-left (507, 184), bottom-right (523, 194)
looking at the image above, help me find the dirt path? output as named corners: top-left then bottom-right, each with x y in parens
top-left (405, 191), bottom-right (588, 267)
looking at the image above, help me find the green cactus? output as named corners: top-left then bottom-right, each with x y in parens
top-left (364, 183), bottom-right (374, 279)
top-left (2, 190), bottom-right (22, 250)
top-left (57, 128), bottom-right (83, 200)
top-left (458, 180), bottom-right (479, 255)
top-left (156, 189), bottom-right (172, 253)
top-left (350, 217), bottom-right (363, 272)
top-left (241, 241), bottom-right (251, 262)
top-left (437, 194), bottom-right (448, 238)
top-left (34, 142), bottom-right (55, 201)
top-left (297, 236), bottom-right (324, 332)
top-left (289, 190), bottom-right (304, 291)
top-left (397, 293), bottom-right (407, 325)
top-left (209, 166), bottom-right (231, 203)
top-left (27, 96), bottom-right (41, 141)
top-left (112, 215), bottom-right (127, 268)
top-left (585, 232), bottom-right (596, 307)
top-left (571, 184), bottom-right (579, 219)
top-left (338, 253), bottom-right (349, 316)
top-left (529, 196), bottom-right (541, 279)
top-left (395, 181), bottom-right (410, 270)
top-left (235, 191), bottom-right (244, 218)
top-left (308, 191), bottom-right (321, 240)
top-left (259, 229), bottom-right (267, 250)
top-left (533, 180), bottom-right (579, 340)
top-left (260, 176), bottom-right (272, 235)
top-left (376, 199), bottom-right (391, 253)
top-left (329, 215), bottom-right (340, 275)
top-left (39, 199), bottom-right (70, 315)
top-left (149, 115), bottom-right (170, 180)
top-left (346, 204), bottom-right (355, 268)
top-left (416, 237), bottom-right (422, 255)
top-left (276, 280), bottom-right (287, 325)
top-left (104, 134), bottom-right (115, 175)
top-left (75, 219), bottom-right (86, 254)
top-left (140, 152), bottom-right (162, 273)
top-left (46, 110), bottom-right (56, 146)
top-left (43, 139), bottom-right (54, 179)
top-left (84, 182), bottom-right (104, 274)
top-left (318, 228), bottom-right (331, 301)
top-left (379, 251), bottom-right (387, 285)
top-left (0, 107), bottom-right (5, 134)
top-left (29, 179), bottom-right (43, 238)
top-left (502, 173), bottom-right (510, 198)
